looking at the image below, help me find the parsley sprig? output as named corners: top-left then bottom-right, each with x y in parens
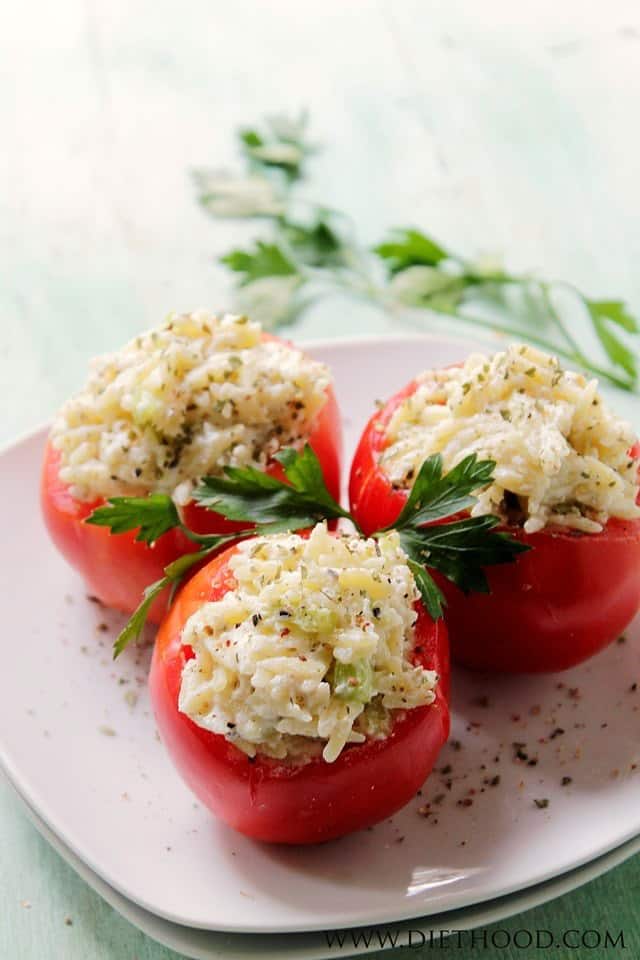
top-left (87, 494), bottom-right (182, 544)
top-left (193, 446), bottom-right (352, 531)
top-left (109, 547), bottom-right (221, 659)
top-left (87, 446), bottom-right (528, 656)
top-left (193, 112), bottom-right (639, 392)
top-left (87, 499), bottom-right (246, 656)
top-left (380, 453), bottom-right (529, 619)
top-left (87, 445), bottom-right (350, 657)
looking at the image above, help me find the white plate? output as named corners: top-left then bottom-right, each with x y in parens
top-left (9, 775), bottom-right (640, 960)
top-left (1, 334), bottom-right (640, 934)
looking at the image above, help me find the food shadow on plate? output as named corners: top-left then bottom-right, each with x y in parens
top-left (211, 733), bottom-right (518, 907)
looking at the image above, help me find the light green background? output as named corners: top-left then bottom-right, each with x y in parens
top-left (2, 2), bottom-right (639, 957)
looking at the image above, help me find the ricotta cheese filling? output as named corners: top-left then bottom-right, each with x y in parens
top-left (381, 343), bottom-right (640, 534)
top-left (50, 311), bottom-right (331, 504)
top-left (179, 524), bottom-right (438, 763)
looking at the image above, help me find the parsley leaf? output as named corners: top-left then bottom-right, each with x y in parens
top-left (112, 540), bottom-right (237, 658)
top-left (86, 494), bottom-right (180, 544)
top-left (194, 444), bottom-right (351, 530)
top-left (238, 112), bottom-right (311, 181)
top-left (406, 559), bottom-right (446, 621)
top-left (112, 578), bottom-right (167, 659)
top-left (390, 453), bottom-right (496, 529)
top-left (281, 218), bottom-right (343, 268)
top-left (389, 266), bottom-right (468, 312)
top-left (274, 445), bottom-right (348, 516)
top-left (399, 516), bottom-right (528, 599)
top-left (239, 129), bottom-right (264, 149)
top-left (92, 446), bottom-right (353, 657)
top-left (193, 169), bottom-right (284, 219)
top-left (102, 449), bottom-right (528, 656)
top-left (587, 299), bottom-right (638, 334)
top-left (382, 453), bottom-right (530, 615)
top-left (220, 241), bottom-right (298, 286)
top-left (374, 229), bottom-right (449, 273)
top-left (587, 299), bottom-right (638, 383)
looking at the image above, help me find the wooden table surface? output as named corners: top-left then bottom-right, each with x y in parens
top-left (2, 2), bottom-right (639, 957)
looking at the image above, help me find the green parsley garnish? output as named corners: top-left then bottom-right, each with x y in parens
top-left (87, 493), bottom-right (180, 544)
top-left (193, 111), bottom-right (639, 391)
top-left (193, 445), bottom-right (351, 530)
top-left (88, 445), bottom-right (529, 657)
top-left (377, 454), bottom-right (529, 620)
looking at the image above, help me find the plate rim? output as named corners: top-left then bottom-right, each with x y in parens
top-left (5, 734), bottom-right (640, 934)
top-left (6, 772), bottom-right (640, 960)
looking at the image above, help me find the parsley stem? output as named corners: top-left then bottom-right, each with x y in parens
top-left (538, 281), bottom-right (584, 359)
top-left (276, 202), bottom-right (636, 391)
top-left (177, 524), bottom-right (228, 546)
top-left (197, 113), bottom-right (639, 393)
top-left (377, 292), bottom-right (636, 391)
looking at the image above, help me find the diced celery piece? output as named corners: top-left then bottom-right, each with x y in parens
top-left (294, 607), bottom-right (338, 634)
top-left (332, 659), bottom-right (373, 704)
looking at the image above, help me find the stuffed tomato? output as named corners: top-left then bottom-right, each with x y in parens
top-left (350, 343), bottom-right (640, 673)
top-left (150, 523), bottom-right (450, 844)
top-left (42, 311), bottom-right (341, 621)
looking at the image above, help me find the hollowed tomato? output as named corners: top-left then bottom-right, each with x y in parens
top-left (149, 543), bottom-right (450, 844)
top-left (42, 340), bottom-right (342, 622)
top-left (349, 379), bottom-right (640, 673)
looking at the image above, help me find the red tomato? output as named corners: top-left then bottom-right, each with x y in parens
top-left (350, 380), bottom-right (640, 674)
top-left (149, 543), bottom-right (450, 844)
top-left (41, 343), bottom-right (342, 622)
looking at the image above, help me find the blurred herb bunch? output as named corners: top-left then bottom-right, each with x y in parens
top-left (193, 112), bottom-right (639, 391)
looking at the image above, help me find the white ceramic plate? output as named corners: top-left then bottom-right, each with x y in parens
top-left (1, 334), bottom-right (640, 935)
top-left (8, 775), bottom-right (640, 960)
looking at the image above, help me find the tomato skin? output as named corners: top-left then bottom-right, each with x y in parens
top-left (41, 341), bottom-right (342, 622)
top-left (435, 520), bottom-right (640, 672)
top-left (349, 378), bottom-right (419, 536)
top-left (41, 443), bottom-right (197, 622)
top-left (149, 545), bottom-right (450, 844)
top-left (350, 380), bottom-right (640, 674)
